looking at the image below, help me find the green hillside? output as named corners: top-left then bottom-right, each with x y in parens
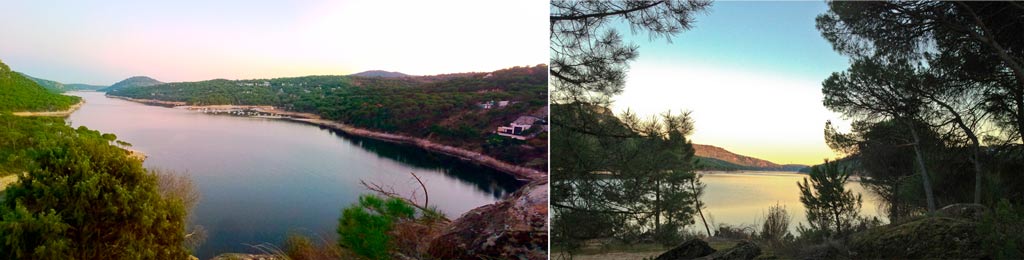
top-left (64, 83), bottom-right (107, 91)
top-left (17, 72), bottom-right (65, 92)
top-left (0, 60), bottom-right (80, 112)
top-left (99, 76), bottom-right (163, 92)
top-left (109, 65), bottom-right (549, 170)
top-left (696, 156), bottom-right (755, 171)
top-left (19, 72), bottom-right (107, 92)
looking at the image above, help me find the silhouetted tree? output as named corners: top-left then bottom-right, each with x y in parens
top-left (798, 160), bottom-right (862, 237)
top-left (819, 1), bottom-right (1024, 204)
top-left (821, 58), bottom-right (938, 212)
top-left (549, 1), bottom-right (712, 251)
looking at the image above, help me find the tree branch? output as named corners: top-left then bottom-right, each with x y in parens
top-left (550, 1), bottom-right (666, 22)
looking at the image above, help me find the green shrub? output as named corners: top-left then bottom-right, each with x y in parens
top-left (760, 203), bottom-right (793, 246)
top-left (0, 122), bottom-right (188, 259)
top-left (980, 200), bottom-right (1024, 259)
top-left (284, 233), bottom-right (345, 260)
top-left (337, 195), bottom-right (415, 260)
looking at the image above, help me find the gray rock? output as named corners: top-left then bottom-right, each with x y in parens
top-left (427, 179), bottom-right (547, 259)
top-left (698, 240), bottom-right (761, 260)
top-left (655, 238), bottom-right (716, 260)
top-left (937, 203), bottom-right (988, 221)
top-left (209, 253), bottom-right (283, 260)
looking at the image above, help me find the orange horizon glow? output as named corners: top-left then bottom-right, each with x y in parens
top-left (613, 62), bottom-right (849, 166)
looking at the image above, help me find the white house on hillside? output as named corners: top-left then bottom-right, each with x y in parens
top-left (497, 116), bottom-right (544, 140)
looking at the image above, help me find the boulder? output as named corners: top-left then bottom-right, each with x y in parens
top-left (698, 240), bottom-right (761, 260)
top-left (848, 217), bottom-right (985, 259)
top-left (427, 179), bottom-right (547, 259)
top-left (655, 238), bottom-right (716, 260)
top-left (209, 253), bottom-right (283, 260)
top-left (937, 203), bottom-right (988, 221)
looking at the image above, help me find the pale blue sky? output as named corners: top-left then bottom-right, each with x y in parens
top-left (611, 1), bottom-right (851, 165)
top-left (0, 1), bottom-right (548, 85)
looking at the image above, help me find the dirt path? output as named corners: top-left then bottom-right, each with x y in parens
top-left (0, 175), bottom-right (18, 191)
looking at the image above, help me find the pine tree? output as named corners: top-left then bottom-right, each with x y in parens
top-left (797, 160), bottom-right (862, 237)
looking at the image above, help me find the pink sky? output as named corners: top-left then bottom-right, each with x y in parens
top-left (0, 1), bottom-right (548, 85)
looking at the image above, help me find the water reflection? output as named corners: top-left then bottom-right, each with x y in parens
top-left (697, 171), bottom-right (884, 233)
top-left (65, 92), bottom-right (524, 258)
top-left (318, 125), bottom-right (524, 199)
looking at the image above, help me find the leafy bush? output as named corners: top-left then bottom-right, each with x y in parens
top-left (980, 200), bottom-right (1024, 259)
top-left (283, 233), bottom-right (346, 260)
top-left (337, 195), bottom-right (415, 260)
top-left (714, 224), bottom-right (756, 240)
top-left (759, 203), bottom-right (793, 246)
top-left (0, 121), bottom-right (188, 259)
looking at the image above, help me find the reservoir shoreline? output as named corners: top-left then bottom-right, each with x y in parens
top-left (107, 95), bottom-right (546, 183)
top-left (11, 99), bottom-right (85, 117)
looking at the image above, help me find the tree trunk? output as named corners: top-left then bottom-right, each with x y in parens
top-left (971, 140), bottom-right (983, 204)
top-left (834, 210), bottom-right (843, 236)
top-left (927, 96), bottom-right (984, 204)
top-left (891, 181), bottom-right (901, 224)
top-left (654, 179), bottom-right (661, 236)
top-left (908, 123), bottom-right (937, 212)
top-left (690, 178), bottom-right (712, 237)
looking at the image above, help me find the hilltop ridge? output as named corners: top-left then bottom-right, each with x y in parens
top-left (0, 60), bottom-right (81, 112)
top-left (100, 76), bottom-right (163, 92)
top-left (694, 144), bottom-right (808, 171)
top-left (349, 70), bottom-right (411, 78)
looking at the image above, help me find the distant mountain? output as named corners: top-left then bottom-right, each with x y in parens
top-left (798, 156), bottom-right (857, 173)
top-left (780, 164), bottom-right (811, 172)
top-left (693, 144), bottom-right (808, 171)
top-left (65, 83), bottom-right (106, 91)
top-left (17, 73), bottom-right (107, 92)
top-left (100, 76), bottom-right (163, 92)
top-left (349, 70), bottom-right (411, 78)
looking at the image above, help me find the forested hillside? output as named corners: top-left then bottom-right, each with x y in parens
top-left (0, 60), bottom-right (80, 112)
top-left (108, 65), bottom-right (549, 169)
top-left (17, 73), bottom-right (64, 92)
top-left (349, 70), bottom-right (410, 78)
top-left (100, 76), bottom-right (163, 92)
top-left (693, 144), bottom-right (808, 171)
top-left (19, 73), bottom-right (107, 92)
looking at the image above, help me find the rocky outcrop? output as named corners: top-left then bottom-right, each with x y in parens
top-left (655, 238), bottom-right (716, 260)
top-left (937, 203), bottom-right (988, 221)
top-left (849, 217), bottom-right (985, 259)
top-left (698, 240), bottom-right (762, 260)
top-left (209, 253), bottom-right (282, 260)
top-left (427, 179), bottom-right (547, 259)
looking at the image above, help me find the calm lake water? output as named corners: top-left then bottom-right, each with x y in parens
top-left (66, 92), bottom-right (523, 258)
top-left (697, 171), bottom-right (883, 234)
